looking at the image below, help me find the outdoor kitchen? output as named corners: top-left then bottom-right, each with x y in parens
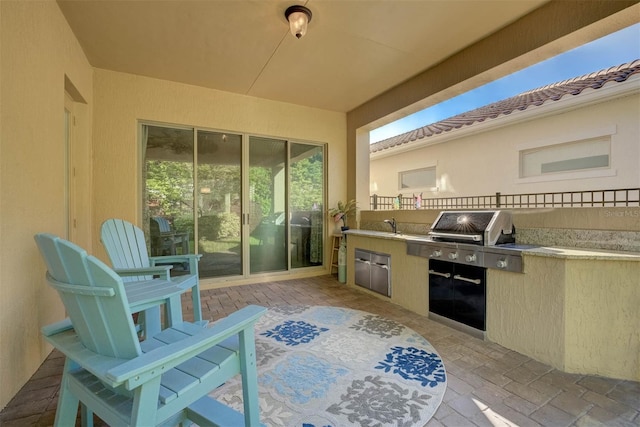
top-left (343, 202), bottom-right (640, 382)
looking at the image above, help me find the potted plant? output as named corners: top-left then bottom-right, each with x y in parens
top-left (328, 199), bottom-right (358, 232)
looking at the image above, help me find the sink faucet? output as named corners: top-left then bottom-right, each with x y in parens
top-left (384, 217), bottom-right (397, 234)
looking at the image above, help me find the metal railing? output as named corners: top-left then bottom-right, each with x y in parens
top-left (370, 188), bottom-right (640, 210)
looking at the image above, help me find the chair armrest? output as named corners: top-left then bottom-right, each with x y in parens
top-left (43, 329), bottom-right (132, 381)
top-left (114, 266), bottom-right (172, 279)
top-left (106, 305), bottom-right (266, 389)
top-left (150, 254), bottom-right (202, 274)
top-left (165, 231), bottom-right (189, 238)
top-left (42, 318), bottom-right (74, 336)
top-left (150, 254), bottom-right (202, 264)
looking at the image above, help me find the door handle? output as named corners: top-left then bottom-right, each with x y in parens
top-left (428, 270), bottom-right (451, 278)
top-left (453, 274), bottom-right (482, 285)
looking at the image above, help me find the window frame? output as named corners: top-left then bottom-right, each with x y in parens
top-left (398, 165), bottom-right (437, 191)
top-left (516, 125), bottom-right (617, 184)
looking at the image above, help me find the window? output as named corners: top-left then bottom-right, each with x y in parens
top-left (520, 137), bottom-right (610, 178)
top-left (399, 166), bottom-right (436, 190)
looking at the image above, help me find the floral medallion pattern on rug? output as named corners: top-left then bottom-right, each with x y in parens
top-left (210, 305), bottom-right (447, 427)
top-left (349, 313), bottom-right (406, 338)
top-left (377, 346), bottom-right (447, 387)
top-left (262, 320), bottom-right (329, 346)
top-left (326, 375), bottom-right (433, 426)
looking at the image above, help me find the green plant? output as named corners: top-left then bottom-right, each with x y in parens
top-left (173, 216), bottom-right (194, 233)
top-left (198, 213), bottom-right (241, 240)
top-left (328, 199), bottom-right (358, 225)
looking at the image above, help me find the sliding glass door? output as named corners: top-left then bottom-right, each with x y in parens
top-left (197, 130), bottom-right (243, 277)
top-left (142, 123), bottom-right (325, 279)
top-left (143, 126), bottom-right (195, 264)
top-left (249, 137), bottom-right (287, 274)
top-left (290, 143), bottom-right (324, 268)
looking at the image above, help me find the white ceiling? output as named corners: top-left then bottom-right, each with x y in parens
top-left (57, 0), bottom-right (548, 113)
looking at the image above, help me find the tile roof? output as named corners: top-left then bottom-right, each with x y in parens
top-left (370, 60), bottom-right (640, 154)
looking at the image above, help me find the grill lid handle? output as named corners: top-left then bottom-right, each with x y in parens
top-left (428, 231), bottom-right (482, 242)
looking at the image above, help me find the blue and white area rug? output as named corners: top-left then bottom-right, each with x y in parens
top-left (210, 305), bottom-right (447, 426)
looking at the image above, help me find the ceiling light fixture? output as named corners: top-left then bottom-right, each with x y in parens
top-left (285, 5), bottom-right (312, 39)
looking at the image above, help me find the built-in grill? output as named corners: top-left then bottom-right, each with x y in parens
top-left (406, 210), bottom-right (523, 338)
top-left (407, 210), bottom-right (522, 272)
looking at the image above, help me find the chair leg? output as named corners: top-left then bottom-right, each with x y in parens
top-left (55, 362), bottom-right (81, 427)
top-left (130, 377), bottom-right (162, 426)
top-left (238, 328), bottom-right (261, 427)
top-left (191, 286), bottom-right (202, 324)
top-left (142, 306), bottom-right (162, 337)
top-left (165, 295), bottom-right (184, 327)
top-left (80, 404), bottom-right (94, 427)
top-left (186, 258), bottom-right (203, 324)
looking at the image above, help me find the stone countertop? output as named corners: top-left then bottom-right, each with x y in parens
top-left (344, 229), bottom-right (416, 241)
top-left (343, 229), bottom-right (640, 261)
top-left (522, 246), bottom-right (640, 261)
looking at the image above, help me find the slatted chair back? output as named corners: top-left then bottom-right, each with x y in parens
top-left (150, 216), bottom-right (190, 256)
top-left (101, 218), bottom-right (152, 282)
top-left (152, 216), bottom-right (173, 233)
top-left (101, 218), bottom-right (205, 334)
top-left (34, 233), bottom-right (141, 358)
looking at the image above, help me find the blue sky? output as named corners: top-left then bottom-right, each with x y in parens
top-left (370, 23), bottom-right (640, 143)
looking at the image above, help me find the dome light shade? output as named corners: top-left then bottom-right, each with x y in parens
top-left (285, 5), bottom-right (312, 39)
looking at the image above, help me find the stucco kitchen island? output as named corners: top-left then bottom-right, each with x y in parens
top-left (344, 230), bottom-right (640, 382)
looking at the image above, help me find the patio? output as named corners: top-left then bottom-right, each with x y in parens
top-left (1, 275), bottom-right (638, 427)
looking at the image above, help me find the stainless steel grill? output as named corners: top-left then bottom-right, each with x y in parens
top-left (407, 210), bottom-right (524, 272)
top-left (428, 210), bottom-right (515, 246)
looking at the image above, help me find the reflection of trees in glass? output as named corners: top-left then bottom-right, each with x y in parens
top-left (197, 164), bottom-right (242, 240)
top-left (290, 152), bottom-right (323, 210)
top-left (250, 167), bottom-right (272, 218)
top-left (146, 160), bottom-right (193, 219)
top-left (147, 149), bottom-right (323, 223)
top-left (197, 164), bottom-right (241, 217)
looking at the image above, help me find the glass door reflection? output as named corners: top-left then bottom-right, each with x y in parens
top-left (289, 143), bottom-right (324, 268)
top-left (197, 130), bottom-right (242, 277)
top-left (143, 125), bottom-right (195, 269)
top-left (249, 136), bottom-right (287, 274)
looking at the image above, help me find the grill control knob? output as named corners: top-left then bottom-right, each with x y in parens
top-left (431, 250), bottom-right (442, 258)
top-left (496, 259), bottom-right (508, 268)
top-left (465, 254), bottom-right (477, 262)
top-left (448, 252), bottom-right (458, 260)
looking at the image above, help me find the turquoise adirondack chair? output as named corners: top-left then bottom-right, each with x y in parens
top-left (101, 219), bottom-right (204, 337)
top-left (35, 233), bottom-right (265, 427)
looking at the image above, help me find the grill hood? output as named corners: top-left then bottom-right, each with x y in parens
top-left (428, 210), bottom-right (515, 246)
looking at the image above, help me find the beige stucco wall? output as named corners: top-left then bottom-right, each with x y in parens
top-left (487, 258), bottom-right (567, 370)
top-left (91, 69), bottom-right (347, 286)
top-left (488, 255), bottom-right (639, 381)
top-left (370, 92), bottom-right (640, 198)
top-left (563, 258), bottom-right (639, 380)
top-left (0, 1), bottom-right (94, 409)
